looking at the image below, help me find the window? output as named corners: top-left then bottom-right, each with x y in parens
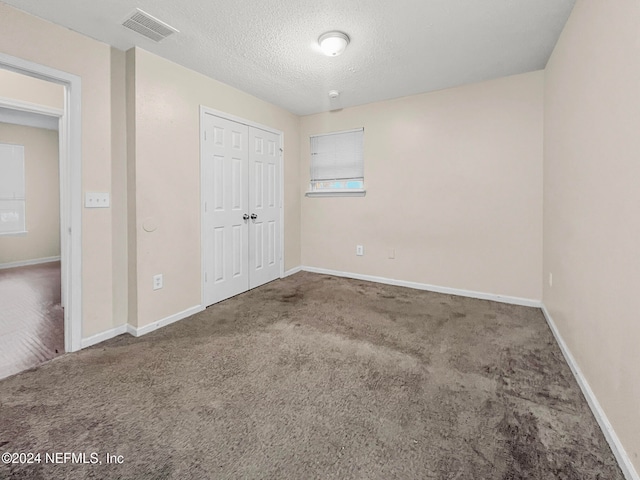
top-left (306, 128), bottom-right (365, 197)
top-left (0, 143), bottom-right (26, 235)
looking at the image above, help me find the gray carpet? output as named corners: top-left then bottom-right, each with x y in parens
top-left (0, 272), bottom-right (623, 479)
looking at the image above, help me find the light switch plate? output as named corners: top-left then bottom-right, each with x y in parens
top-left (85, 192), bottom-right (110, 208)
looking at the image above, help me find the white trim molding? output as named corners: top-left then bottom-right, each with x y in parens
top-left (279, 131), bottom-right (285, 280)
top-left (305, 190), bottom-right (366, 198)
top-left (283, 266), bottom-right (302, 277)
top-left (127, 305), bottom-right (204, 337)
top-left (200, 106), bottom-right (282, 135)
top-left (80, 305), bottom-right (204, 348)
top-left (0, 95), bottom-right (64, 118)
top-left (80, 324), bottom-right (128, 349)
top-left (299, 266), bottom-right (542, 308)
top-left (0, 256), bottom-right (61, 270)
top-left (541, 306), bottom-right (639, 480)
top-left (0, 51), bottom-right (83, 354)
top-left (81, 305), bottom-right (204, 348)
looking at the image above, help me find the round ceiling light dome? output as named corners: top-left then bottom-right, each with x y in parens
top-left (318, 31), bottom-right (350, 57)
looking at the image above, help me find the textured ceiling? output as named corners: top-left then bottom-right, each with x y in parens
top-left (2, 0), bottom-right (576, 115)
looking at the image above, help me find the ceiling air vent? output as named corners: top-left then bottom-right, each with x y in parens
top-left (122, 8), bottom-right (178, 42)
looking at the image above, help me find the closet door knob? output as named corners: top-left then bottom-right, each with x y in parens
top-left (250, 213), bottom-right (258, 220)
top-left (243, 214), bottom-right (249, 221)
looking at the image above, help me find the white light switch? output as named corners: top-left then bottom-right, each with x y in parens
top-left (85, 192), bottom-right (110, 208)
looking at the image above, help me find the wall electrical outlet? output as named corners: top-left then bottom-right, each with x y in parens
top-left (356, 245), bottom-right (364, 256)
top-left (388, 248), bottom-right (396, 259)
top-left (153, 274), bottom-right (163, 290)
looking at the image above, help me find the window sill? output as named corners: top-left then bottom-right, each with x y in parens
top-left (305, 190), bottom-right (366, 198)
top-left (0, 231), bottom-right (27, 237)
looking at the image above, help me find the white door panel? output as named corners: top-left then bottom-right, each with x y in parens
top-left (203, 113), bottom-right (281, 307)
top-left (203, 114), bottom-right (249, 306)
top-left (249, 127), bottom-right (280, 289)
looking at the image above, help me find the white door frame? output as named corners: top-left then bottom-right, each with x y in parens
top-left (199, 105), bottom-right (284, 308)
top-left (0, 52), bottom-right (83, 353)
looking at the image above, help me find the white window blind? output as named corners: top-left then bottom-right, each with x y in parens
top-left (0, 143), bottom-right (26, 235)
top-left (308, 128), bottom-right (365, 196)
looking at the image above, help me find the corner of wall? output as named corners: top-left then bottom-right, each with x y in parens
top-left (542, 1), bottom-right (640, 475)
top-left (110, 47), bottom-right (128, 327)
top-left (291, 113), bottom-right (303, 271)
top-left (125, 47), bottom-right (138, 327)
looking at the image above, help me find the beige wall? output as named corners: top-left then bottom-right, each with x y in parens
top-left (544, 0), bottom-right (640, 470)
top-left (1, 1), bottom-right (637, 473)
top-left (110, 48), bottom-right (128, 326)
top-left (300, 71), bottom-right (543, 300)
top-left (0, 4), bottom-right (301, 335)
top-left (0, 123), bottom-right (60, 264)
top-left (125, 49), bottom-right (138, 326)
top-left (0, 68), bottom-right (64, 109)
top-left (1, 3), bottom-right (117, 337)
top-left (129, 48), bottom-right (300, 328)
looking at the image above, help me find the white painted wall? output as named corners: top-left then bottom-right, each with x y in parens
top-left (544, 0), bottom-right (640, 472)
top-left (300, 71), bottom-right (544, 301)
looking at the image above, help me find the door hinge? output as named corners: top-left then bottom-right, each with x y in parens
top-left (204, 130), bottom-right (207, 141)
top-left (204, 202), bottom-right (207, 212)
top-left (205, 272), bottom-right (208, 282)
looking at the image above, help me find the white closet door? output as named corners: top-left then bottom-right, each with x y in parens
top-left (202, 114), bottom-right (249, 306)
top-left (248, 127), bottom-right (280, 289)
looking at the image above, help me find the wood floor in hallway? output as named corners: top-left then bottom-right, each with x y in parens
top-left (0, 261), bottom-right (64, 380)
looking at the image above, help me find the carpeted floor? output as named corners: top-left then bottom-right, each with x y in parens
top-left (0, 272), bottom-right (623, 479)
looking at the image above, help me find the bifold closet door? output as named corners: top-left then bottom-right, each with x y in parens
top-left (202, 113), bottom-right (280, 307)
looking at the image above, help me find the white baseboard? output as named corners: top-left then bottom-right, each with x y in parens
top-left (541, 306), bottom-right (639, 480)
top-left (283, 266), bottom-right (302, 277)
top-left (127, 305), bottom-right (204, 337)
top-left (0, 255), bottom-right (61, 270)
top-left (80, 324), bottom-right (128, 349)
top-left (300, 266), bottom-right (542, 308)
top-left (80, 305), bottom-right (203, 348)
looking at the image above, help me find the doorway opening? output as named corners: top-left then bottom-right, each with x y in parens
top-left (0, 52), bottom-right (83, 374)
top-left (0, 97), bottom-right (63, 378)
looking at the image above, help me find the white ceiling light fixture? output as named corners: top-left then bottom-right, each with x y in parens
top-left (319, 31), bottom-right (350, 57)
